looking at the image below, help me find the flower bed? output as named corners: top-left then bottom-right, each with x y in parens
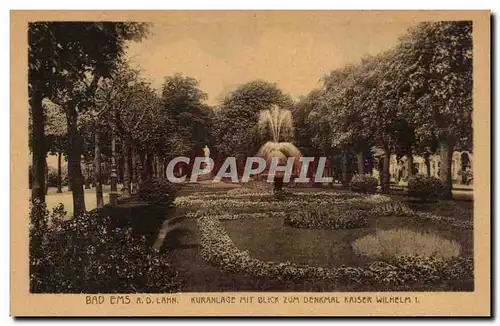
top-left (175, 191), bottom-right (391, 210)
top-left (30, 200), bottom-right (183, 293)
top-left (197, 213), bottom-right (473, 289)
top-left (186, 211), bottom-right (286, 220)
top-left (284, 204), bottom-right (368, 229)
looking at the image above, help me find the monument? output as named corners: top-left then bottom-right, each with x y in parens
top-left (199, 145), bottom-right (213, 181)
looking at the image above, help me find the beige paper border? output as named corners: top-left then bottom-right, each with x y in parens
top-left (10, 10), bottom-right (490, 317)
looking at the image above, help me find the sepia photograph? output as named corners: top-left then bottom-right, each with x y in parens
top-left (10, 10), bottom-right (490, 316)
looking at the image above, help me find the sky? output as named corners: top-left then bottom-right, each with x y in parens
top-left (125, 12), bottom-right (421, 105)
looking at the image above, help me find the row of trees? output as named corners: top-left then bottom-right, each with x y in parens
top-left (308, 21), bottom-right (473, 198)
top-left (29, 20), bottom-right (472, 216)
top-left (29, 22), bottom-right (213, 216)
top-left (212, 21), bottom-right (472, 198)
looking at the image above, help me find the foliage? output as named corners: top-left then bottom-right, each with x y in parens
top-left (349, 174), bottom-right (378, 194)
top-left (28, 22), bottom-right (149, 213)
top-left (214, 80), bottom-right (294, 159)
top-left (174, 191), bottom-right (390, 212)
top-left (137, 178), bottom-right (179, 207)
top-left (160, 74), bottom-right (214, 158)
top-left (352, 228), bottom-right (461, 260)
top-left (186, 210), bottom-right (286, 220)
top-left (408, 175), bottom-right (444, 201)
top-left (42, 99), bottom-right (68, 156)
top-left (29, 201), bottom-right (182, 293)
top-left (305, 21), bottom-right (472, 196)
top-left (46, 166), bottom-right (68, 188)
top-left (284, 203), bottom-right (368, 229)
top-left (292, 89), bottom-right (330, 156)
top-left (50, 203), bottom-right (68, 222)
top-left (29, 22), bottom-right (149, 102)
top-left (392, 21), bottom-right (473, 149)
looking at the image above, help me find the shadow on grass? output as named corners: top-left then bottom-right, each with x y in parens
top-left (97, 199), bottom-right (175, 247)
top-left (161, 227), bottom-right (199, 251)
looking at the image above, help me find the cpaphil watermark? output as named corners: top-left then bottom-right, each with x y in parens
top-left (166, 156), bottom-right (334, 183)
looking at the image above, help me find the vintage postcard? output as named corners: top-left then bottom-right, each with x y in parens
top-left (11, 10), bottom-right (490, 316)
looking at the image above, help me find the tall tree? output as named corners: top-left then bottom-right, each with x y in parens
top-left (161, 74), bottom-right (213, 158)
top-left (28, 22), bottom-right (148, 214)
top-left (391, 21), bottom-right (473, 198)
top-left (214, 80), bottom-right (293, 168)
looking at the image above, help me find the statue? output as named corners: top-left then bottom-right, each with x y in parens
top-left (199, 145), bottom-right (213, 181)
top-left (203, 145), bottom-right (210, 158)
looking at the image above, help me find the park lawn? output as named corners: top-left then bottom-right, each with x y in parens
top-left (162, 184), bottom-right (473, 292)
top-left (223, 213), bottom-right (472, 270)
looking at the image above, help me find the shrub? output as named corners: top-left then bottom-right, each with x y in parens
top-left (408, 175), bottom-right (443, 201)
top-left (46, 166), bottom-right (68, 188)
top-left (138, 178), bottom-right (178, 207)
top-left (352, 228), bottom-right (461, 260)
top-left (50, 203), bottom-right (67, 222)
top-left (284, 203), bottom-right (367, 229)
top-left (29, 202), bottom-right (182, 293)
top-left (349, 174), bottom-right (378, 194)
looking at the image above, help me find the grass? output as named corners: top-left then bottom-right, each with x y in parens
top-left (36, 181), bottom-right (475, 292)
top-left (160, 183), bottom-right (473, 291)
top-left (352, 228), bottom-right (461, 260)
top-left (224, 216), bottom-right (368, 268)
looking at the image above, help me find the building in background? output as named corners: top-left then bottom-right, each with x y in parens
top-left (371, 150), bottom-right (473, 186)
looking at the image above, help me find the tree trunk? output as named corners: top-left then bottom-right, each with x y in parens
top-left (356, 151), bottom-right (364, 175)
top-left (381, 146), bottom-right (391, 193)
top-left (424, 153), bottom-right (431, 177)
top-left (56, 151), bottom-right (62, 193)
top-left (30, 89), bottom-right (45, 203)
top-left (131, 147), bottom-right (138, 193)
top-left (84, 164), bottom-right (91, 189)
top-left (117, 153), bottom-right (123, 185)
top-left (67, 163), bottom-right (72, 191)
top-left (407, 147), bottom-right (414, 177)
top-left (109, 126), bottom-right (118, 205)
top-left (146, 152), bottom-right (153, 179)
top-left (152, 155), bottom-right (156, 178)
top-left (341, 150), bottom-right (349, 187)
top-left (122, 139), bottom-right (131, 198)
top-left (439, 138), bottom-right (455, 199)
top-left (44, 157), bottom-right (49, 194)
top-left (162, 160), bottom-right (167, 180)
top-left (155, 156), bottom-right (162, 179)
top-left (138, 150), bottom-right (146, 183)
top-left (65, 104), bottom-right (86, 216)
top-left (94, 130), bottom-right (104, 209)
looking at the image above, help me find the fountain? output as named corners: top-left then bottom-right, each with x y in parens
top-left (257, 105), bottom-right (301, 193)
